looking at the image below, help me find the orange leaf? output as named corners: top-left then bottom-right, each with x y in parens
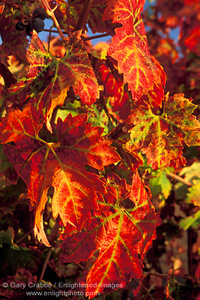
top-left (126, 94), bottom-right (200, 170)
top-left (3, 32), bottom-right (99, 126)
top-left (61, 173), bottom-right (161, 298)
top-left (103, 0), bottom-right (165, 100)
top-left (0, 110), bottom-right (120, 245)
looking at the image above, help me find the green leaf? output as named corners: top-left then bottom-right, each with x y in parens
top-left (87, 104), bottom-right (111, 135)
top-left (179, 210), bottom-right (200, 230)
top-left (186, 179), bottom-right (200, 206)
top-left (150, 171), bottom-right (172, 199)
top-left (179, 162), bottom-right (200, 181)
top-left (0, 228), bottom-right (14, 247)
top-left (175, 162), bottom-right (200, 201)
top-left (159, 171), bottom-right (173, 199)
top-left (126, 94), bottom-right (200, 170)
top-left (55, 100), bottom-right (81, 121)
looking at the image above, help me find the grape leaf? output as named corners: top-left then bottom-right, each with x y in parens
top-left (0, 144), bottom-right (18, 188)
top-left (3, 32), bottom-right (99, 125)
top-left (0, 14), bottom-right (28, 63)
top-left (88, 0), bottom-right (116, 34)
top-left (150, 171), bottom-right (172, 199)
top-left (126, 93), bottom-right (200, 170)
top-left (0, 108), bottom-right (120, 246)
top-left (159, 172), bottom-right (173, 199)
top-left (138, 83), bottom-right (165, 110)
top-left (186, 179), bottom-right (200, 206)
top-left (103, 0), bottom-right (165, 101)
top-left (184, 0), bottom-right (199, 4)
top-left (66, 0), bottom-right (116, 34)
top-left (61, 219), bottom-right (100, 263)
top-left (179, 162), bottom-right (200, 181)
top-left (55, 113), bottom-right (121, 170)
top-left (184, 25), bottom-right (200, 56)
top-left (61, 173), bottom-right (161, 298)
top-left (86, 173), bottom-right (161, 297)
top-left (174, 162), bottom-right (200, 201)
top-left (138, 57), bottom-right (166, 109)
top-left (179, 210), bottom-right (200, 230)
top-left (100, 64), bottom-right (131, 119)
top-left (87, 103), bottom-right (110, 135)
top-left (0, 227), bottom-right (14, 246)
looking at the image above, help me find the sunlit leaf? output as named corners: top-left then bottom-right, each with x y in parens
top-left (62, 173), bottom-right (161, 298)
top-left (3, 32), bottom-right (99, 126)
top-left (150, 171), bottom-right (172, 199)
top-left (179, 210), bottom-right (200, 230)
top-left (0, 109), bottom-right (121, 246)
top-left (126, 94), bottom-right (200, 170)
top-left (103, 0), bottom-right (165, 100)
top-left (186, 179), bottom-right (200, 206)
top-left (100, 64), bottom-right (131, 119)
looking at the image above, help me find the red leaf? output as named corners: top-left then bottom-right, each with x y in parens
top-left (61, 172), bottom-right (161, 298)
top-left (100, 64), bottom-right (131, 119)
top-left (0, 109), bottom-right (121, 245)
top-left (61, 219), bottom-right (100, 263)
top-left (126, 94), bottom-right (200, 170)
top-left (0, 14), bottom-right (28, 63)
top-left (84, 172), bottom-right (161, 298)
top-left (103, 0), bottom-right (165, 101)
top-left (184, 25), bottom-right (200, 56)
top-left (56, 113), bottom-right (121, 170)
top-left (3, 32), bottom-right (99, 126)
top-left (184, 0), bottom-right (199, 4)
top-left (64, 0), bottom-right (116, 34)
top-left (0, 105), bottom-right (43, 143)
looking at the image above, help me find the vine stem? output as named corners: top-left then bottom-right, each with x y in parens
top-left (75, 0), bottom-right (94, 31)
top-left (143, 171), bottom-right (193, 187)
top-left (143, 271), bottom-right (195, 280)
top-left (43, 28), bottom-right (110, 41)
top-left (99, 94), bottom-right (120, 125)
top-left (133, 278), bottom-right (154, 300)
top-left (39, 247), bottom-right (53, 281)
top-left (15, 229), bottom-right (33, 245)
top-left (167, 172), bottom-right (192, 187)
top-left (83, 33), bottom-right (111, 41)
top-left (41, 0), bottom-right (67, 43)
top-left (187, 228), bottom-right (198, 276)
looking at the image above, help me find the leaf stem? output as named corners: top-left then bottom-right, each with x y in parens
top-left (143, 271), bottom-right (195, 280)
top-left (99, 94), bottom-right (120, 125)
top-left (83, 33), bottom-right (110, 41)
top-left (47, 25), bottom-right (54, 52)
top-left (39, 247), bottom-right (53, 281)
top-left (43, 28), bottom-right (110, 42)
top-left (75, 0), bottom-right (93, 31)
top-left (15, 229), bottom-right (33, 245)
top-left (41, 0), bottom-right (67, 43)
top-left (167, 172), bottom-right (192, 187)
top-left (187, 228), bottom-right (198, 276)
top-left (133, 278), bottom-right (154, 300)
